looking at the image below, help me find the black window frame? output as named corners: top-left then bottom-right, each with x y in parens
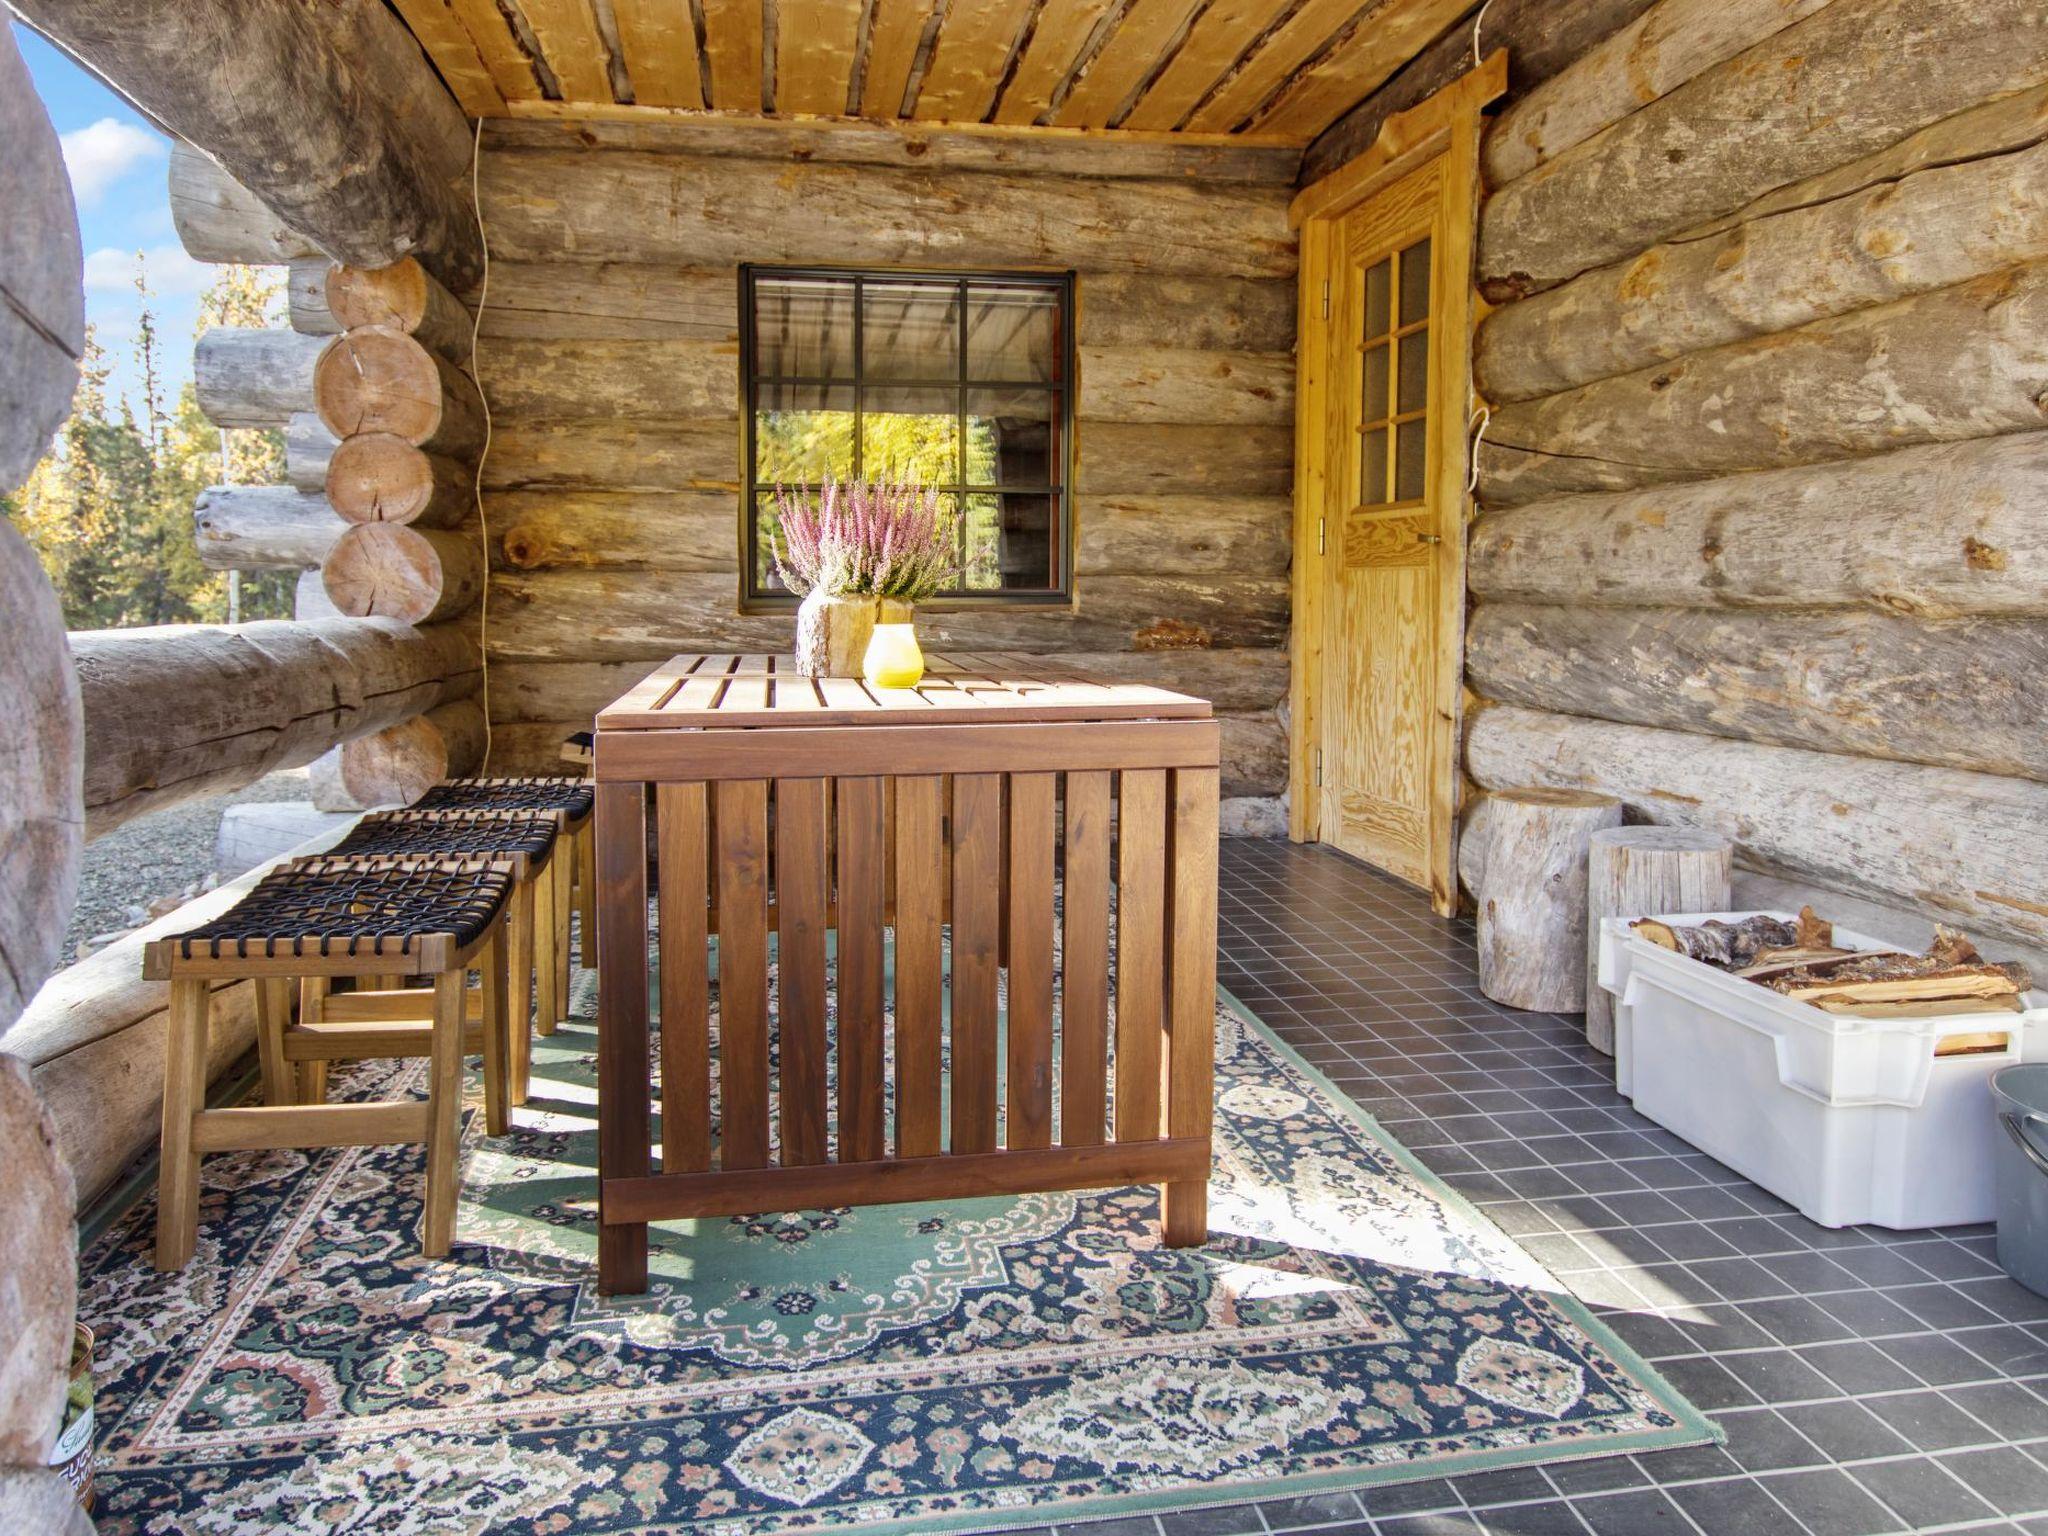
top-left (739, 263), bottom-right (1078, 612)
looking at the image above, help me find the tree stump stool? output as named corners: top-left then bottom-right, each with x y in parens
top-left (141, 856), bottom-right (516, 1270)
top-left (414, 778), bottom-right (597, 1034)
top-left (1585, 826), bottom-right (1733, 1054)
top-left (319, 810), bottom-right (563, 1104)
top-left (1475, 788), bottom-right (1623, 1012)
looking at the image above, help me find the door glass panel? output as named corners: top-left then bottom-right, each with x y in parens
top-left (1364, 259), bottom-right (1391, 338)
top-left (1397, 333), bottom-right (1428, 414)
top-left (1398, 239), bottom-right (1431, 326)
top-left (1395, 419), bottom-right (1428, 502)
top-left (1362, 344), bottom-right (1389, 421)
top-left (1361, 427), bottom-right (1387, 504)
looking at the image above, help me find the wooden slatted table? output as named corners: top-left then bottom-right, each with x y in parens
top-left (591, 653), bottom-right (1220, 1294)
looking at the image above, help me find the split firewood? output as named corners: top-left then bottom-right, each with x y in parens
top-left (1764, 928), bottom-right (2033, 1010)
top-left (1631, 907), bottom-right (1833, 970)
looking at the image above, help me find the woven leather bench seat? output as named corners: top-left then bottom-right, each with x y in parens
top-left (414, 776), bottom-right (595, 822)
top-left (147, 856), bottom-right (515, 970)
top-left (329, 810), bottom-right (559, 870)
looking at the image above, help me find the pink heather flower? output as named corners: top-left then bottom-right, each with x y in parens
top-left (770, 476), bottom-right (957, 601)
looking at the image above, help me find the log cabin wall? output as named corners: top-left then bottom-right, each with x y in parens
top-left (465, 124), bottom-right (1301, 832)
top-left (1422, 0), bottom-right (2048, 953)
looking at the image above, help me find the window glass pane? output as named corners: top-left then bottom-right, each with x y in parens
top-left (965, 387), bottom-right (1055, 487)
top-left (962, 493), bottom-right (1055, 591)
top-left (1396, 418), bottom-right (1428, 501)
top-left (756, 382), bottom-right (855, 482)
top-left (1398, 239), bottom-right (1431, 327)
top-left (1361, 426), bottom-right (1387, 506)
top-left (1362, 343), bottom-right (1388, 422)
top-left (863, 280), bottom-right (960, 382)
top-left (755, 492), bottom-right (790, 591)
top-left (1397, 330), bottom-right (1429, 414)
top-left (1364, 259), bottom-right (1391, 338)
top-left (860, 386), bottom-right (958, 484)
top-left (967, 286), bottom-right (1057, 382)
top-left (755, 275), bottom-right (853, 378)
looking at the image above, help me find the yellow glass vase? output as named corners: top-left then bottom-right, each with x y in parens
top-left (863, 600), bottom-right (925, 688)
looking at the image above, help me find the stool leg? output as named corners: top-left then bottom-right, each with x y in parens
top-left (156, 979), bottom-right (210, 1271)
top-left (421, 969), bottom-right (465, 1258)
top-left (510, 876), bottom-right (536, 1104)
top-left (576, 818), bottom-right (598, 968)
top-left (255, 977), bottom-right (294, 1105)
top-left (298, 978), bottom-right (331, 1104)
top-left (480, 926), bottom-right (509, 1137)
top-left (534, 866), bottom-right (560, 1041)
top-left (552, 842), bottom-right (574, 1027)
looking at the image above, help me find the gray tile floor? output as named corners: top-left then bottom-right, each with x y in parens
top-left (1037, 840), bottom-right (2048, 1536)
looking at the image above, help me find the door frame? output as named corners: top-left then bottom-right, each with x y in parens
top-left (1287, 53), bottom-right (1506, 916)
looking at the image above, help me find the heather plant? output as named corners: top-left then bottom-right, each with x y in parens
top-left (770, 478), bottom-right (956, 601)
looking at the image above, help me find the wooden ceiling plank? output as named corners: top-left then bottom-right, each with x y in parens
top-left (914, 0), bottom-right (1038, 122)
top-left (613, 0), bottom-right (706, 109)
top-left (1119, 0), bottom-right (1277, 132)
top-left (1181, 0), bottom-right (1359, 133)
top-left (777, 0), bottom-right (866, 114)
top-left (1251, 0), bottom-right (1472, 138)
top-left (990, 0), bottom-right (1119, 125)
top-left (860, 0), bottom-right (939, 117)
top-left (518, 0), bottom-right (617, 102)
top-left (448, 0), bottom-right (547, 100)
top-left (1050, 0), bottom-right (1206, 128)
top-left (389, 0), bottom-right (510, 116)
top-left (702, 0), bottom-right (767, 111)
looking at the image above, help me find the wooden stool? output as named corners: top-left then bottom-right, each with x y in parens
top-left (413, 778), bottom-right (596, 1034)
top-left (309, 810), bottom-right (563, 1106)
top-left (142, 856), bottom-right (517, 1270)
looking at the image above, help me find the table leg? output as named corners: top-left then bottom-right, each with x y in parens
top-left (595, 778), bottom-right (651, 1294)
top-left (1162, 766), bottom-right (1218, 1247)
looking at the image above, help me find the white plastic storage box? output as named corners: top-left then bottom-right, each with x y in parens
top-left (1597, 911), bottom-right (2048, 1230)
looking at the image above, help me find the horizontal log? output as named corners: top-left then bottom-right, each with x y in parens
top-left (1476, 0), bottom-right (2048, 297)
top-left (1217, 712), bottom-right (1286, 798)
top-left (481, 423), bottom-right (739, 492)
top-left (1482, 0), bottom-right (1830, 187)
top-left (314, 326), bottom-right (486, 456)
top-left (284, 411), bottom-right (337, 491)
top-left (1468, 601), bottom-right (2048, 781)
top-left (193, 326), bottom-right (324, 429)
top-left (286, 253), bottom-right (337, 334)
top-left (167, 140), bottom-right (313, 264)
top-left (1303, 0), bottom-right (1659, 183)
top-left (480, 114), bottom-right (1301, 184)
top-left (293, 567), bottom-right (342, 620)
top-left (192, 485), bottom-right (342, 570)
top-left (486, 646), bottom-right (1289, 724)
top-left (327, 433), bottom-right (472, 526)
top-left (1465, 704), bottom-right (2048, 950)
top-left (478, 150), bottom-right (1298, 278)
top-left (1478, 263), bottom-right (2048, 506)
top-left (1078, 347), bottom-right (1293, 426)
top-left (322, 698), bottom-right (487, 807)
top-left (1076, 274), bottom-right (1296, 353)
top-left (326, 258), bottom-right (473, 360)
top-left (491, 490), bottom-right (738, 571)
top-left (1467, 432), bottom-right (2048, 617)
top-left (72, 618), bottom-right (479, 835)
top-left (1477, 136), bottom-right (2048, 402)
top-left (1080, 423), bottom-right (1295, 496)
top-left (10, 818), bottom-right (356, 1207)
top-left (322, 522), bottom-right (484, 623)
top-left (1077, 494), bottom-right (1291, 576)
top-left (473, 337), bottom-right (737, 421)
top-left (482, 569), bottom-right (1288, 661)
top-left (465, 262), bottom-right (738, 341)
top-left (21, 0), bottom-right (481, 287)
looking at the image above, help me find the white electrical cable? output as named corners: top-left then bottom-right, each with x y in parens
top-left (1471, 0), bottom-right (1495, 67)
top-left (469, 114), bottom-right (495, 772)
top-left (1466, 404), bottom-right (1490, 495)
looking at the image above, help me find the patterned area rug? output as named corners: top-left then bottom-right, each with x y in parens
top-left (81, 960), bottom-right (1713, 1535)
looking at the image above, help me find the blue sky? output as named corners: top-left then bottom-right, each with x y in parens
top-left (18, 19), bottom-right (211, 416)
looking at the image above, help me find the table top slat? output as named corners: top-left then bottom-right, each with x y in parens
top-left (596, 652), bottom-right (1210, 730)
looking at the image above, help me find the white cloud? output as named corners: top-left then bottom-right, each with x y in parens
top-left (83, 244), bottom-right (214, 299)
top-left (60, 117), bottom-right (165, 205)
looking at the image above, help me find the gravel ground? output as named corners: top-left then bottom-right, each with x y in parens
top-left (63, 769), bottom-right (314, 962)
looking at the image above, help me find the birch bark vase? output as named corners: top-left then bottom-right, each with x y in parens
top-left (795, 592), bottom-right (878, 678)
top-left (1477, 788), bottom-right (1623, 1011)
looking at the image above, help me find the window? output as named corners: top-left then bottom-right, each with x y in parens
top-left (741, 266), bottom-right (1075, 606)
top-left (1357, 235), bottom-right (1430, 507)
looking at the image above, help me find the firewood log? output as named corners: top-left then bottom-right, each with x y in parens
top-left (1475, 787), bottom-right (1622, 1010)
top-left (1585, 827), bottom-right (1731, 1053)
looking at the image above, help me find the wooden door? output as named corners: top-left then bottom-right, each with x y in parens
top-left (1288, 63), bottom-right (1496, 915)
